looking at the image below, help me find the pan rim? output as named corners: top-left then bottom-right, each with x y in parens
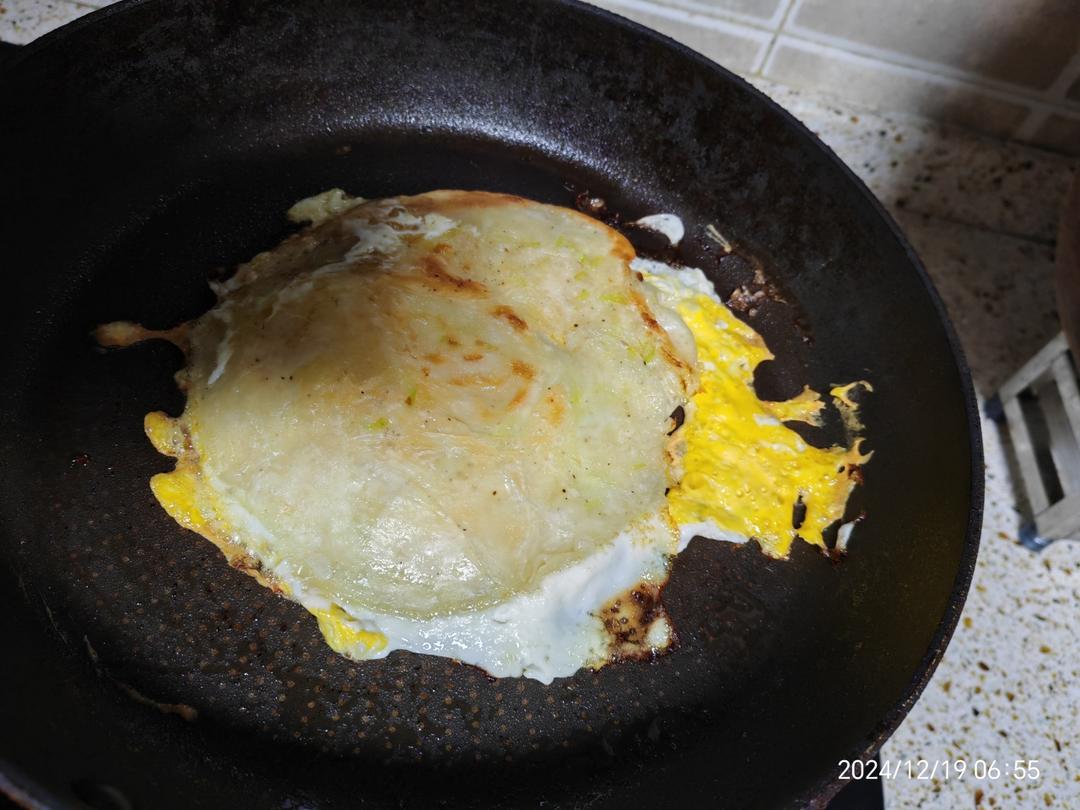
top-left (0, 1), bottom-right (984, 807)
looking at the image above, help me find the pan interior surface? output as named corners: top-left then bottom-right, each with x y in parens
top-left (0, 1), bottom-right (981, 808)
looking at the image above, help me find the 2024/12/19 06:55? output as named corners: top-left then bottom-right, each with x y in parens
top-left (838, 759), bottom-right (1041, 781)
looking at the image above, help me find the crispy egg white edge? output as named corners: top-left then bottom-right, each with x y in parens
top-left (272, 513), bottom-right (675, 684)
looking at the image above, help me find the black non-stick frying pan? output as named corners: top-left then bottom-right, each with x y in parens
top-left (0, 1), bottom-right (982, 807)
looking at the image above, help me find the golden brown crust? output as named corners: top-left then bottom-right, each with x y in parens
top-left (418, 255), bottom-right (489, 296)
top-left (490, 305), bottom-right (528, 332)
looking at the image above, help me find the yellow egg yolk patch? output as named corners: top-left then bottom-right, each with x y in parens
top-left (663, 289), bottom-right (870, 558)
top-left (831, 380), bottom-right (874, 433)
top-left (311, 605), bottom-right (389, 657)
top-left (144, 411), bottom-right (225, 541)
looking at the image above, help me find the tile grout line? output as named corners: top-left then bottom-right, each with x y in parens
top-left (752, 71), bottom-right (1080, 182)
top-left (761, 0), bottom-right (791, 30)
top-left (780, 18), bottom-right (1080, 110)
top-left (1014, 50), bottom-right (1080, 140)
top-left (67, 1), bottom-right (107, 11)
top-left (768, 34), bottom-right (1080, 122)
top-left (598, 0), bottom-right (787, 36)
top-left (755, 0), bottom-right (798, 77)
top-left (1044, 51), bottom-right (1080, 101)
top-left (603, 0), bottom-right (1080, 122)
top-left (592, 0), bottom-right (774, 43)
top-left (895, 208), bottom-right (1062, 249)
top-left (1013, 109), bottom-right (1051, 143)
top-left (625, 0), bottom-right (790, 31)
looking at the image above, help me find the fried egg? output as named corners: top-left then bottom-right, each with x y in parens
top-left (98, 189), bottom-right (868, 683)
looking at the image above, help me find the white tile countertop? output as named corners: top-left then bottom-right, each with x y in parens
top-left (2, 3), bottom-right (1078, 809)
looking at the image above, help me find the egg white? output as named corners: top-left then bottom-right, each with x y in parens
top-left (272, 512), bottom-right (675, 683)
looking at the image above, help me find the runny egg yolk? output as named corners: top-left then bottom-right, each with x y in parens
top-left (662, 287), bottom-right (870, 558)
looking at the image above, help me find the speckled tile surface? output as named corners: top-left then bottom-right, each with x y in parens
top-left (877, 212), bottom-right (1080, 810)
top-left (892, 211), bottom-right (1061, 393)
top-left (0, 0), bottom-right (95, 45)
top-left (749, 78), bottom-right (1077, 245)
top-left (2, 5), bottom-right (1079, 810)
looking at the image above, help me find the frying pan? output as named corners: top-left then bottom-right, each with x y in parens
top-left (0, 1), bottom-right (982, 807)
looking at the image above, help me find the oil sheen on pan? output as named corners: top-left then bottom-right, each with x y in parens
top-left (96, 189), bottom-right (870, 683)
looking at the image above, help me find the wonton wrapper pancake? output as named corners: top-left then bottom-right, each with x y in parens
top-left (136, 191), bottom-right (695, 620)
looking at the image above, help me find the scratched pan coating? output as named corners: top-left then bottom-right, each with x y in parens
top-left (0, 1), bottom-right (981, 808)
